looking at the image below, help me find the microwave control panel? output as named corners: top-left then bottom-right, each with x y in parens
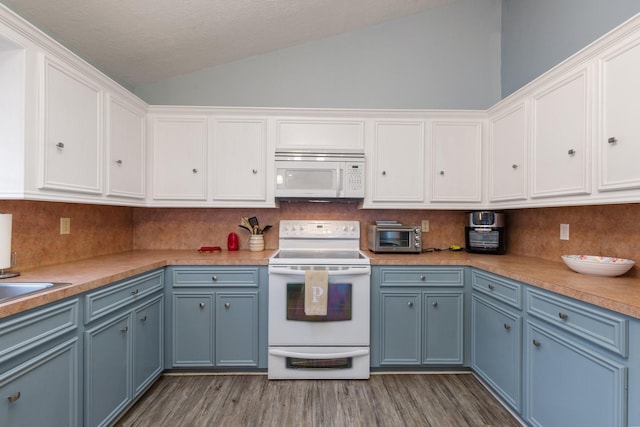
top-left (344, 163), bottom-right (364, 196)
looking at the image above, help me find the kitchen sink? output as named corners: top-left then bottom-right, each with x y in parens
top-left (0, 282), bottom-right (65, 302)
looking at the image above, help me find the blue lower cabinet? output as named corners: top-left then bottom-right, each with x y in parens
top-left (133, 297), bottom-right (164, 394)
top-left (172, 293), bottom-right (215, 366)
top-left (380, 292), bottom-right (421, 365)
top-left (215, 292), bottom-right (259, 366)
top-left (0, 338), bottom-right (79, 427)
top-left (525, 321), bottom-right (627, 427)
top-left (423, 292), bottom-right (464, 365)
top-left (471, 294), bottom-right (522, 412)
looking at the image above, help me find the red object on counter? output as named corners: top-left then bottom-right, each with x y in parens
top-left (227, 232), bottom-right (239, 251)
top-left (198, 246), bottom-right (221, 252)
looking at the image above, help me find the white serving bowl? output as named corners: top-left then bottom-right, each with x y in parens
top-left (561, 255), bottom-right (635, 277)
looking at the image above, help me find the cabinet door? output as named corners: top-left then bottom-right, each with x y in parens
top-left (172, 293), bottom-right (214, 367)
top-left (423, 292), bottom-right (464, 364)
top-left (150, 116), bottom-right (208, 200)
top-left (471, 296), bottom-right (522, 412)
top-left (431, 120), bottom-right (483, 202)
top-left (106, 94), bottom-right (145, 199)
top-left (40, 54), bottom-right (102, 194)
top-left (212, 118), bottom-right (267, 202)
top-left (379, 292), bottom-right (421, 365)
top-left (133, 296), bottom-right (163, 394)
top-left (0, 339), bottom-right (79, 427)
top-left (215, 292), bottom-right (258, 366)
top-left (525, 321), bottom-right (627, 427)
top-left (488, 102), bottom-right (528, 202)
top-left (531, 68), bottom-right (591, 198)
top-left (84, 314), bottom-right (131, 427)
top-left (598, 35), bottom-right (640, 191)
top-left (370, 120), bottom-right (425, 203)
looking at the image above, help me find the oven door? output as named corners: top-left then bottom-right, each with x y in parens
top-left (268, 346), bottom-right (370, 379)
top-left (268, 265), bottom-right (370, 346)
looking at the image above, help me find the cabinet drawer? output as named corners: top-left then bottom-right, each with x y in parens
top-left (84, 270), bottom-right (164, 324)
top-left (526, 288), bottom-right (628, 357)
top-left (172, 267), bottom-right (259, 287)
top-left (0, 299), bottom-right (79, 363)
top-left (379, 267), bottom-right (463, 287)
top-left (472, 270), bottom-right (522, 309)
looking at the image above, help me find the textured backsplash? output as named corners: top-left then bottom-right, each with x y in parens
top-left (2, 199), bottom-right (639, 274)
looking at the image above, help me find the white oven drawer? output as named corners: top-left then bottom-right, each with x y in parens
top-left (268, 346), bottom-right (370, 379)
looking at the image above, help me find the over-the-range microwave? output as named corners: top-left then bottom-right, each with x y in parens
top-left (275, 152), bottom-right (365, 199)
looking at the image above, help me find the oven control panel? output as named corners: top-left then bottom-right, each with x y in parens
top-left (279, 220), bottom-right (360, 239)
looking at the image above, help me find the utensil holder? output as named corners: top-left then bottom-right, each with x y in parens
top-left (249, 235), bottom-right (264, 252)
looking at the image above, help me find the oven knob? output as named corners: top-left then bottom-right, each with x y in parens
top-left (415, 235), bottom-right (421, 241)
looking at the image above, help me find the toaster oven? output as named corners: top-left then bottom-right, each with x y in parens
top-left (368, 224), bottom-right (422, 253)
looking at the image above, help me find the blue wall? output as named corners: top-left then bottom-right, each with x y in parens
top-left (501, 0), bottom-right (640, 97)
top-left (134, 0), bottom-right (501, 110)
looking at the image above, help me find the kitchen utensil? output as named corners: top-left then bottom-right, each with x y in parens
top-left (248, 216), bottom-right (259, 229)
top-left (198, 246), bottom-right (221, 252)
top-left (227, 232), bottom-right (239, 251)
top-left (239, 225), bottom-right (252, 233)
top-left (241, 217), bottom-right (253, 231)
top-left (561, 255), bottom-right (634, 277)
top-left (261, 225), bottom-right (272, 234)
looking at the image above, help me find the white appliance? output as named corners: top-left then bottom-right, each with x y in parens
top-left (274, 152), bottom-right (365, 199)
top-left (268, 220), bottom-right (371, 379)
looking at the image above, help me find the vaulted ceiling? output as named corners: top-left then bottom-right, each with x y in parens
top-left (0, 0), bottom-right (457, 87)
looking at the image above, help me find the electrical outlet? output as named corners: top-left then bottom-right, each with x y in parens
top-left (560, 223), bottom-right (569, 240)
top-left (60, 218), bottom-right (70, 235)
top-left (421, 220), bottom-right (429, 232)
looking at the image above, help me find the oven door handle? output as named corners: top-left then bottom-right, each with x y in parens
top-left (268, 266), bottom-right (371, 276)
top-left (269, 348), bottom-right (369, 359)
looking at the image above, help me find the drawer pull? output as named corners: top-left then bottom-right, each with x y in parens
top-left (131, 288), bottom-right (139, 295)
top-left (503, 323), bottom-right (511, 330)
top-left (432, 301), bottom-right (438, 308)
top-left (419, 275), bottom-right (426, 281)
top-left (199, 303), bottom-right (205, 309)
top-left (212, 276), bottom-right (218, 282)
top-left (140, 315), bottom-right (147, 322)
top-left (487, 284), bottom-right (495, 290)
top-left (224, 303), bottom-right (231, 309)
top-left (7, 392), bottom-right (21, 403)
top-left (407, 301), bottom-right (414, 308)
top-left (558, 312), bottom-right (568, 320)
top-left (120, 326), bottom-right (128, 333)
top-left (533, 339), bottom-right (541, 347)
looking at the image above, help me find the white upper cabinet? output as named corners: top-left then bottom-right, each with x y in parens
top-left (598, 32), bottom-right (640, 192)
top-left (430, 119), bottom-right (483, 203)
top-left (366, 120), bottom-right (425, 205)
top-left (149, 115), bottom-right (208, 202)
top-left (530, 66), bottom-right (592, 199)
top-left (106, 94), bottom-right (146, 199)
top-left (212, 117), bottom-right (271, 204)
top-left (488, 101), bottom-right (528, 202)
top-left (39, 54), bottom-right (102, 194)
top-left (276, 118), bottom-right (365, 153)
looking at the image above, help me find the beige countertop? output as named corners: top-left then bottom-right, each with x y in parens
top-left (1, 249), bottom-right (639, 320)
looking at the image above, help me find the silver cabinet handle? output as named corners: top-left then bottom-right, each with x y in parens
top-left (252, 169), bottom-right (258, 174)
top-left (608, 137), bottom-right (618, 144)
top-left (503, 323), bottom-right (511, 330)
top-left (131, 288), bottom-right (139, 295)
top-left (568, 149), bottom-right (576, 156)
top-left (512, 164), bottom-right (518, 169)
top-left (199, 302), bottom-right (205, 309)
top-left (115, 159), bottom-right (123, 165)
top-left (407, 301), bottom-right (413, 308)
top-left (140, 315), bottom-right (147, 322)
top-left (558, 312), bottom-right (568, 320)
top-left (432, 301), bottom-right (438, 308)
top-left (419, 275), bottom-right (426, 281)
top-left (487, 284), bottom-right (495, 290)
top-left (533, 339), bottom-right (541, 347)
top-left (224, 303), bottom-right (231, 309)
top-left (192, 168), bottom-right (198, 173)
top-left (211, 276), bottom-right (218, 281)
top-left (7, 392), bottom-right (21, 403)
top-left (56, 142), bottom-right (64, 149)
top-left (120, 326), bottom-right (128, 333)
top-left (382, 171), bottom-right (387, 176)
top-left (439, 170), bottom-right (445, 175)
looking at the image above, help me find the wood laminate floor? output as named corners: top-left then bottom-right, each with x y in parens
top-left (115, 373), bottom-right (522, 427)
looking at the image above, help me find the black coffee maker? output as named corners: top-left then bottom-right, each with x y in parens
top-left (465, 211), bottom-right (506, 254)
